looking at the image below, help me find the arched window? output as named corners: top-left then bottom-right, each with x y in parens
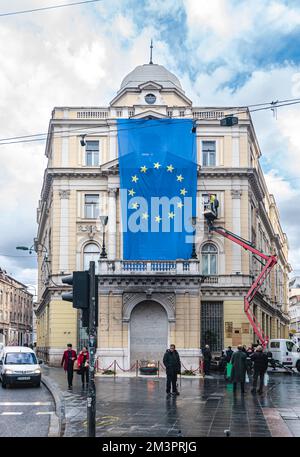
top-left (201, 243), bottom-right (217, 275)
top-left (83, 243), bottom-right (100, 273)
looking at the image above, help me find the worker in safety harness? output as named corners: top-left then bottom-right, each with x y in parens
top-left (204, 194), bottom-right (219, 225)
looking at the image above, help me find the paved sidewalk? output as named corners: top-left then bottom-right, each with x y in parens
top-left (42, 366), bottom-right (300, 437)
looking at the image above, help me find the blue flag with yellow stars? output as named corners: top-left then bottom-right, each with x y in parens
top-left (117, 118), bottom-right (197, 260)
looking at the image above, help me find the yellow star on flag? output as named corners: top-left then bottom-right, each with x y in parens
top-left (142, 212), bottom-right (149, 220)
top-left (177, 202), bottom-right (184, 209)
top-left (167, 164), bottom-right (174, 172)
top-left (154, 162), bottom-right (161, 169)
top-left (155, 215), bottom-right (162, 223)
top-left (168, 211), bottom-right (175, 219)
top-left (140, 165), bottom-right (147, 173)
top-left (177, 174), bottom-right (184, 182)
top-left (132, 175), bottom-right (139, 183)
top-left (180, 188), bottom-right (187, 196)
top-left (128, 189), bottom-right (136, 196)
top-left (132, 202), bottom-right (139, 209)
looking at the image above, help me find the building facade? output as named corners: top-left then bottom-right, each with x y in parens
top-left (35, 62), bottom-right (290, 367)
top-left (0, 268), bottom-right (33, 346)
top-left (289, 277), bottom-right (300, 342)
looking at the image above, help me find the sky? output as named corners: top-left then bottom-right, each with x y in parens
top-left (1, 0), bottom-right (300, 289)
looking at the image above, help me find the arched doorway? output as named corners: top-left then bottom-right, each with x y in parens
top-left (130, 301), bottom-right (168, 364)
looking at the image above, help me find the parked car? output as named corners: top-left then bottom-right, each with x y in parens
top-left (0, 346), bottom-right (43, 388)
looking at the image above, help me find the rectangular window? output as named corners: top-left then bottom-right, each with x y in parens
top-left (201, 302), bottom-right (224, 352)
top-left (202, 193), bottom-right (217, 211)
top-left (202, 141), bottom-right (216, 166)
top-left (85, 141), bottom-right (99, 166)
top-left (84, 194), bottom-right (99, 219)
top-left (116, 110), bottom-right (122, 117)
top-left (179, 110), bottom-right (185, 117)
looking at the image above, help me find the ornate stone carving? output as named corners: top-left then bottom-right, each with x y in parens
top-left (59, 189), bottom-right (70, 199)
top-left (122, 292), bottom-right (176, 322)
top-left (77, 224), bottom-right (100, 239)
top-left (231, 189), bottom-right (242, 199)
top-left (108, 188), bottom-right (118, 196)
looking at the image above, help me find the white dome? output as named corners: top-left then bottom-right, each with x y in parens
top-left (120, 64), bottom-right (183, 92)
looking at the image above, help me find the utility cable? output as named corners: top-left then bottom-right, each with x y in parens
top-left (1, 99), bottom-right (300, 147)
top-left (0, 0), bottom-right (103, 17)
top-left (1, 97), bottom-right (300, 145)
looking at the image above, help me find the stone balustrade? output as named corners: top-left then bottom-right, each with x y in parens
top-left (98, 259), bottom-right (200, 275)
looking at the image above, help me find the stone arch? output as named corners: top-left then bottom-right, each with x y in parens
top-left (123, 292), bottom-right (175, 322)
top-left (129, 300), bottom-right (168, 364)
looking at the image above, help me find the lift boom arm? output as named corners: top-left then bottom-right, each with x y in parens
top-left (209, 226), bottom-right (277, 348)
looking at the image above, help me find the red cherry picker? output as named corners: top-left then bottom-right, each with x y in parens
top-left (203, 205), bottom-right (277, 349)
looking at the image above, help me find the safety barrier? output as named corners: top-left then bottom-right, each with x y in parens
top-left (96, 358), bottom-right (204, 377)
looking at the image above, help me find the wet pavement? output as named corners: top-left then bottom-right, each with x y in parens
top-left (42, 366), bottom-right (300, 437)
top-left (0, 383), bottom-right (55, 437)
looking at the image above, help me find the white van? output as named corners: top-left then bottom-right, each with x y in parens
top-left (267, 339), bottom-right (300, 372)
top-left (0, 346), bottom-right (42, 388)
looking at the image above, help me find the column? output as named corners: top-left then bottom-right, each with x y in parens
top-left (107, 188), bottom-right (117, 260)
top-left (231, 189), bottom-right (242, 273)
top-left (109, 131), bottom-right (117, 161)
top-left (59, 189), bottom-right (70, 272)
top-left (232, 131), bottom-right (240, 167)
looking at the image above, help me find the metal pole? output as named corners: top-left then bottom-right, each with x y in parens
top-left (87, 261), bottom-right (97, 437)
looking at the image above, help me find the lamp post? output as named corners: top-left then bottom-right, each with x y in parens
top-left (99, 216), bottom-right (108, 259)
top-left (191, 216), bottom-right (198, 259)
top-left (16, 242), bottom-right (48, 258)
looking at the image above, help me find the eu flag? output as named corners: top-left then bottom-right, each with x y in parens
top-left (117, 119), bottom-right (197, 260)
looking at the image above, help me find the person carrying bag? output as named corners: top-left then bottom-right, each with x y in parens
top-left (77, 346), bottom-right (89, 389)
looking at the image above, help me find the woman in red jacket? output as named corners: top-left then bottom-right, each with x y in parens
top-left (77, 346), bottom-right (89, 389)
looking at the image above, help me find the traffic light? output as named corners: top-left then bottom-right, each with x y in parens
top-left (220, 115), bottom-right (238, 127)
top-left (62, 271), bottom-right (89, 308)
top-left (61, 271), bottom-right (98, 328)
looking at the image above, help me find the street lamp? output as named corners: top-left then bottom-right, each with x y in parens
top-left (191, 216), bottom-right (198, 259)
top-left (99, 216), bottom-right (108, 259)
top-left (16, 242), bottom-right (48, 259)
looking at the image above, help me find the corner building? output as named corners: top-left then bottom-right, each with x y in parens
top-left (36, 62), bottom-right (290, 367)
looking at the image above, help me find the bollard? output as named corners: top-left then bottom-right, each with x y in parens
top-left (113, 360), bottom-right (116, 378)
top-left (136, 360), bottom-right (138, 377)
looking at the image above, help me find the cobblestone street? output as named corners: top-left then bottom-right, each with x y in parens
top-left (43, 367), bottom-right (300, 437)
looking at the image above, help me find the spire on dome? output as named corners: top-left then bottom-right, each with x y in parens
top-left (149, 39), bottom-right (153, 65)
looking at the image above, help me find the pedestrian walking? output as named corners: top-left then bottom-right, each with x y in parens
top-left (202, 345), bottom-right (212, 375)
top-left (61, 343), bottom-right (77, 389)
top-left (230, 344), bottom-right (247, 394)
top-left (225, 346), bottom-right (233, 363)
top-left (77, 346), bottom-right (89, 389)
top-left (250, 345), bottom-right (269, 395)
top-left (163, 344), bottom-right (181, 397)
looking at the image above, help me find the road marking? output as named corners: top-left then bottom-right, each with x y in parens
top-left (1, 412), bottom-right (23, 416)
top-left (36, 412), bottom-right (54, 415)
top-left (0, 402), bottom-right (51, 406)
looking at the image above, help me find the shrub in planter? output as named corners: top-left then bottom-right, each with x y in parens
top-left (182, 369), bottom-right (196, 376)
top-left (103, 369), bottom-right (116, 375)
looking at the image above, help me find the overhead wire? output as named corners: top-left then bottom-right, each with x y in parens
top-left (0, 0), bottom-right (103, 17)
top-left (1, 98), bottom-right (300, 147)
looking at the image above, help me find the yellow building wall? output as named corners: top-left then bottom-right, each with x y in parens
top-left (48, 300), bottom-right (77, 348)
top-left (224, 300), bottom-right (253, 347)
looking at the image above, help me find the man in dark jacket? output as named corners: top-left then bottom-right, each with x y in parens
top-left (225, 346), bottom-right (233, 362)
top-left (202, 345), bottom-right (212, 375)
top-left (163, 344), bottom-right (181, 397)
top-left (61, 343), bottom-right (77, 389)
top-left (230, 345), bottom-right (247, 394)
top-left (250, 346), bottom-right (269, 394)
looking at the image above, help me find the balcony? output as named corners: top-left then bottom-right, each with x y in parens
top-left (201, 275), bottom-right (252, 287)
top-left (98, 259), bottom-right (200, 275)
